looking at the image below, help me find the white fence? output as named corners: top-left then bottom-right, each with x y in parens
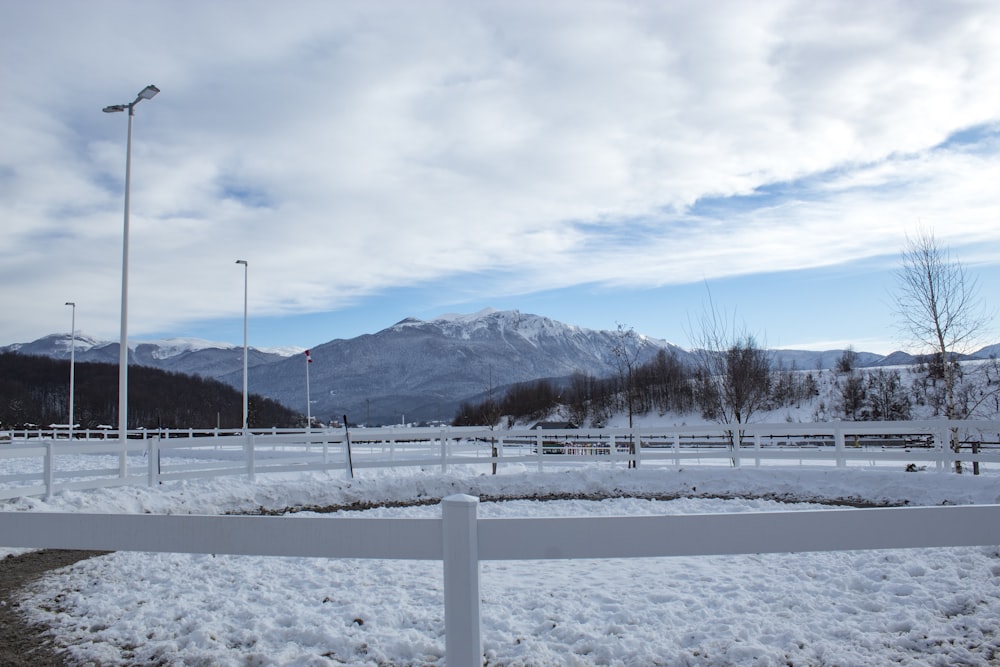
top-left (2, 496), bottom-right (1000, 666)
top-left (2, 420), bottom-right (999, 501)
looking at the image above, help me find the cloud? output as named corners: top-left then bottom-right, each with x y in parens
top-left (2, 0), bottom-right (1000, 343)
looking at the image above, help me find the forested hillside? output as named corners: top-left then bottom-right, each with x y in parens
top-left (0, 353), bottom-right (300, 430)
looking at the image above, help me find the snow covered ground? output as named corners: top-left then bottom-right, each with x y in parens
top-left (3, 462), bottom-right (1000, 666)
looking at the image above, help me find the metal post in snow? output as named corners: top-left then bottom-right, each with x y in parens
top-left (235, 259), bottom-right (249, 431)
top-left (343, 415), bottom-right (354, 479)
top-left (66, 301), bottom-right (76, 441)
top-left (754, 432), bottom-right (762, 467)
top-left (441, 494), bottom-right (482, 667)
top-left (631, 427), bottom-right (641, 469)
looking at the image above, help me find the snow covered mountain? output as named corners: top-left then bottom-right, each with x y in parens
top-left (230, 309), bottom-right (685, 425)
top-left (0, 334), bottom-right (295, 380)
top-left (5, 309), bottom-right (997, 425)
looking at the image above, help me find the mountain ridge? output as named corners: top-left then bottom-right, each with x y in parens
top-left (4, 309), bottom-right (997, 424)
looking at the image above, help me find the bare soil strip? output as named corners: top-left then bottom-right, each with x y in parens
top-left (0, 550), bottom-right (108, 667)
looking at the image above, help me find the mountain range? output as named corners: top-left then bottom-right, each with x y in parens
top-left (5, 309), bottom-right (998, 425)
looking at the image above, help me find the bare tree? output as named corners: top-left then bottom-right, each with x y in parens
top-left (565, 372), bottom-right (592, 427)
top-left (610, 323), bottom-right (642, 467)
top-left (837, 372), bottom-right (866, 420)
top-left (689, 299), bottom-right (772, 457)
top-left (482, 365), bottom-right (503, 430)
top-left (610, 324), bottom-right (641, 427)
top-left (865, 369), bottom-right (912, 421)
top-left (895, 228), bottom-right (987, 412)
top-left (894, 228), bottom-right (990, 471)
top-left (835, 346), bottom-right (858, 375)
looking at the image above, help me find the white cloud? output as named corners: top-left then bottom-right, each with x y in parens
top-left (2, 0), bottom-right (1000, 343)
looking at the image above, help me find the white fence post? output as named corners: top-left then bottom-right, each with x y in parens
top-left (536, 430), bottom-right (544, 472)
top-left (935, 428), bottom-right (947, 473)
top-left (246, 432), bottom-right (256, 483)
top-left (119, 432), bottom-right (128, 479)
top-left (441, 433), bottom-right (448, 473)
top-left (44, 440), bottom-right (54, 501)
top-left (147, 436), bottom-right (159, 487)
top-left (442, 494), bottom-right (482, 667)
top-left (753, 432), bottom-right (762, 467)
top-left (834, 426), bottom-right (846, 468)
top-left (732, 429), bottom-right (742, 468)
top-left (673, 433), bottom-right (680, 466)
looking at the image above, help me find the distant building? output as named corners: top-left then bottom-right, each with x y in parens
top-left (531, 421), bottom-right (578, 430)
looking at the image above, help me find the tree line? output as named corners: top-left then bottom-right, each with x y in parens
top-left (0, 353), bottom-right (300, 430)
top-left (452, 346), bottom-right (817, 428)
top-left (452, 345), bottom-right (999, 429)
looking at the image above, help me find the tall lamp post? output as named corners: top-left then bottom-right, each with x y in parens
top-left (65, 302), bottom-right (76, 440)
top-left (305, 349), bottom-right (313, 431)
top-left (103, 84), bottom-right (159, 451)
top-left (235, 260), bottom-right (249, 431)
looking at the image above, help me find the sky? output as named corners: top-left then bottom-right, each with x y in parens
top-left (3, 1), bottom-right (1000, 356)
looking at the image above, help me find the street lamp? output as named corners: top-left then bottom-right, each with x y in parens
top-left (65, 302), bottom-right (76, 440)
top-left (305, 349), bottom-right (313, 431)
top-left (104, 84), bottom-right (159, 451)
top-left (235, 260), bottom-right (249, 431)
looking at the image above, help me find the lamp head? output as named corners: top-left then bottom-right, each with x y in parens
top-left (137, 85), bottom-right (160, 101)
top-left (235, 259), bottom-right (248, 266)
top-left (103, 104), bottom-right (127, 113)
top-left (65, 301), bottom-right (75, 307)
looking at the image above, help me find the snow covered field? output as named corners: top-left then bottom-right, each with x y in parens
top-left (4, 463), bottom-right (1000, 666)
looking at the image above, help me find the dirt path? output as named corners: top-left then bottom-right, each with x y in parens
top-left (0, 550), bottom-right (108, 667)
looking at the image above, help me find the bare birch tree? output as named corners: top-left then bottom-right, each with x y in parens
top-left (893, 228), bottom-right (989, 472)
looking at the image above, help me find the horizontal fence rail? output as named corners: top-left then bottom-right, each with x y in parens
top-left (2, 420), bottom-right (999, 500)
top-left (478, 504), bottom-right (1000, 559)
top-left (0, 512), bottom-right (442, 560)
top-left (2, 497), bottom-right (1000, 666)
